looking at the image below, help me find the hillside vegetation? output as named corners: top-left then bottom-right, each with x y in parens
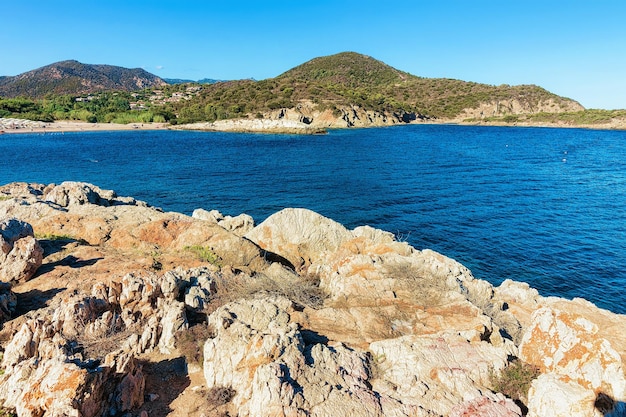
top-left (163, 52), bottom-right (583, 124)
top-left (6, 51), bottom-right (626, 128)
top-left (0, 60), bottom-right (166, 99)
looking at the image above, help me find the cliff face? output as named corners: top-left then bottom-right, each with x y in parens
top-left (0, 182), bottom-right (624, 417)
top-left (456, 97), bottom-right (585, 121)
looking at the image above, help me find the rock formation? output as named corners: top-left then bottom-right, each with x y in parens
top-left (0, 183), bottom-right (624, 416)
top-left (0, 218), bottom-right (43, 284)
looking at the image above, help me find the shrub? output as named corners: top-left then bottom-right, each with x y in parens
top-left (205, 386), bottom-right (236, 406)
top-left (502, 114), bottom-right (519, 123)
top-left (72, 310), bottom-right (138, 360)
top-left (0, 407), bottom-right (16, 417)
top-left (490, 359), bottom-right (540, 404)
top-left (176, 323), bottom-right (216, 366)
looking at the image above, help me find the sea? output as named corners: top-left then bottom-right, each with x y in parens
top-left (1, 124), bottom-right (625, 314)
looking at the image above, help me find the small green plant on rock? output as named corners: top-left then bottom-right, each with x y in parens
top-left (34, 233), bottom-right (76, 241)
top-left (0, 407), bottom-right (17, 417)
top-left (184, 245), bottom-right (222, 266)
top-left (490, 359), bottom-right (540, 405)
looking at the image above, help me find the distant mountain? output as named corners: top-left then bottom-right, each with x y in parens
top-left (0, 60), bottom-right (167, 98)
top-left (163, 78), bottom-right (195, 85)
top-left (164, 78), bottom-right (223, 85)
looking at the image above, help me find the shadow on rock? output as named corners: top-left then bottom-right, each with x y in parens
top-left (14, 287), bottom-right (66, 317)
top-left (38, 237), bottom-right (87, 257)
top-left (139, 356), bottom-right (191, 417)
top-left (35, 255), bottom-right (103, 276)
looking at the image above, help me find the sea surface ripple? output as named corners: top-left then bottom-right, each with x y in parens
top-left (2, 124), bottom-right (625, 313)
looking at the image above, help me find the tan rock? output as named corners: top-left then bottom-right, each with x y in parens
top-left (0, 182), bottom-right (267, 271)
top-left (0, 218), bottom-right (43, 283)
top-left (192, 208), bottom-right (254, 236)
top-left (45, 181), bottom-right (117, 207)
top-left (203, 297), bottom-right (420, 417)
top-left (519, 307), bottom-right (626, 416)
top-left (245, 208), bottom-right (353, 270)
top-left (369, 333), bottom-right (517, 416)
top-left (450, 395), bottom-right (523, 417)
top-left (0, 281), bottom-right (16, 326)
top-left (526, 374), bottom-right (599, 417)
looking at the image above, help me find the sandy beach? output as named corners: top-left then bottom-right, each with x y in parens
top-left (0, 118), bottom-right (170, 134)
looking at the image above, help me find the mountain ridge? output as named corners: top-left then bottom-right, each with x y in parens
top-left (0, 60), bottom-right (167, 98)
top-left (0, 52), bottom-right (586, 127)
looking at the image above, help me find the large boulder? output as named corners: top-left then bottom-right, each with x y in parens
top-left (245, 208), bottom-right (353, 270)
top-left (0, 218), bottom-right (43, 283)
top-left (519, 307), bottom-right (626, 417)
top-left (203, 297), bottom-right (420, 417)
top-left (44, 181), bottom-right (122, 207)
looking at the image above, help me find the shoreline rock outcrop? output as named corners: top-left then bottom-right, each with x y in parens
top-left (0, 182), bottom-right (624, 416)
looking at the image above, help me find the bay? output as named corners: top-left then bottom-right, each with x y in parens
top-left (1, 124), bottom-right (625, 314)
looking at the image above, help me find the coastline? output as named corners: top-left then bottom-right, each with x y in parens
top-left (0, 118), bottom-right (170, 134)
top-left (2, 116), bottom-right (626, 135)
top-left (0, 181), bottom-right (625, 416)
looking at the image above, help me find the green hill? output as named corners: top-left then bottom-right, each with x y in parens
top-left (0, 52), bottom-right (589, 127)
top-left (165, 52), bottom-right (583, 124)
top-left (0, 60), bottom-right (167, 99)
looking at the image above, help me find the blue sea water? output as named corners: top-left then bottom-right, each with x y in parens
top-left (1, 124), bottom-right (626, 314)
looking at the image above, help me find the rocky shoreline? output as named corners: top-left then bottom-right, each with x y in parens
top-left (0, 181), bottom-right (624, 416)
top-left (2, 114), bottom-right (626, 136)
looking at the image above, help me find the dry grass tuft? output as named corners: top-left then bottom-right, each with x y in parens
top-left (206, 386), bottom-right (236, 406)
top-left (384, 262), bottom-right (449, 307)
top-left (176, 323), bottom-right (216, 366)
top-left (206, 271), bottom-right (327, 312)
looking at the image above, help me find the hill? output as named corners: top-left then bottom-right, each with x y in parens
top-left (0, 60), bottom-right (167, 98)
top-left (167, 52), bottom-right (584, 126)
top-left (0, 52), bottom-right (591, 129)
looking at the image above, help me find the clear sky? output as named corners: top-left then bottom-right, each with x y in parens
top-left (1, 0), bottom-right (625, 109)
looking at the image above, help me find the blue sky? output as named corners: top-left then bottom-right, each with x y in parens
top-left (1, 0), bottom-right (625, 109)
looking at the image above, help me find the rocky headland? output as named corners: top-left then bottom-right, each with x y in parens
top-left (0, 182), bottom-right (624, 417)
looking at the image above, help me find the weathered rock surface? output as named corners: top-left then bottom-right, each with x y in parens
top-left (245, 208), bottom-right (354, 270)
top-left (0, 182), bottom-right (625, 416)
top-left (177, 118), bottom-right (327, 134)
top-left (0, 265), bottom-right (222, 415)
top-left (0, 218), bottom-right (43, 283)
top-left (193, 208), bottom-right (255, 236)
top-left (203, 296), bottom-right (520, 417)
top-left (519, 307), bottom-right (626, 417)
top-left (0, 181), bottom-right (267, 271)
